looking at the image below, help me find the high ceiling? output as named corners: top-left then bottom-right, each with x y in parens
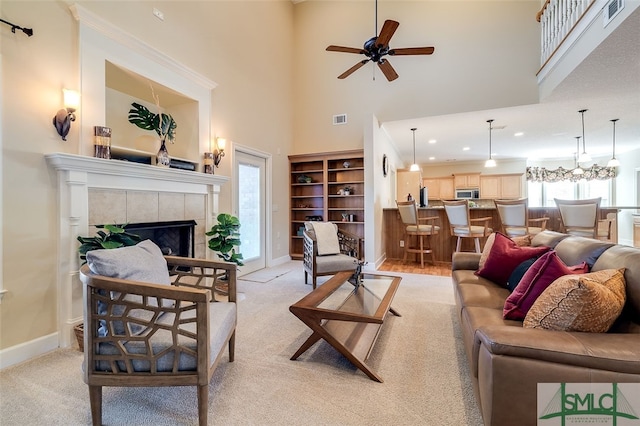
top-left (382, 5), bottom-right (640, 166)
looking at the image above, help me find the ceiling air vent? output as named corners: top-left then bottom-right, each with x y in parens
top-left (604, 0), bottom-right (624, 27)
top-left (333, 114), bottom-right (347, 125)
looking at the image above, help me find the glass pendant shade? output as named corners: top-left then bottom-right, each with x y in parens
top-left (409, 127), bottom-right (419, 172)
top-left (577, 109), bottom-right (591, 163)
top-left (572, 136), bottom-right (583, 175)
top-left (485, 119), bottom-right (496, 167)
top-left (607, 119), bottom-right (620, 167)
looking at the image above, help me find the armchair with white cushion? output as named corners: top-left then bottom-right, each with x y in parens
top-left (79, 240), bottom-right (237, 426)
top-left (302, 221), bottom-right (361, 289)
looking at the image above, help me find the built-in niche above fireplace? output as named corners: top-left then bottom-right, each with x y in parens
top-left (70, 3), bottom-right (217, 165)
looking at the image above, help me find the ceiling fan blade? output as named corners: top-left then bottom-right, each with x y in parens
top-left (376, 20), bottom-right (399, 48)
top-left (377, 59), bottom-right (398, 82)
top-left (326, 45), bottom-right (365, 54)
top-left (338, 60), bottom-right (370, 79)
top-left (389, 46), bottom-right (435, 56)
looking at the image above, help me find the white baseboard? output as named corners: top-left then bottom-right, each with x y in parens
top-left (271, 254), bottom-right (292, 266)
top-left (0, 332), bottom-right (59, 370)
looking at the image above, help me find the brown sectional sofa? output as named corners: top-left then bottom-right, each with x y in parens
top-left (451, 230), bottom-right (640, 425)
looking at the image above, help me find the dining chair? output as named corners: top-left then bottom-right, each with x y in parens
top-left (494, 198), bottom-right (549, 237)
top-left (442, 199), bottom-right (492, 253)
top-left (554, 197), bottom-right (601, 238)
top-left (396, 200), bottom-right (440, 267)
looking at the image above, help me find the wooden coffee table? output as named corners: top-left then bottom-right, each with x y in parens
top-left (289, 271), bottom-right (401, 382)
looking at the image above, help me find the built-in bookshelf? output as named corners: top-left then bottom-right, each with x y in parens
top-left (288, 149), bottom-right (364, 260)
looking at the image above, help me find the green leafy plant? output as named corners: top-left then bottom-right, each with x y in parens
top-left (77, 224), bottom-right (142, 264)
top-left (128, 102), bottom-right (177, 144)
top-left (206, 213), bottom-right (244, 266)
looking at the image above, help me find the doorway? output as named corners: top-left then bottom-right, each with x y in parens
top-left (234, 147), bottom-right (270, 275)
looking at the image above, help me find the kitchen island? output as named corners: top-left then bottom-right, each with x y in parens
top-left (383, 205), bottom-right (618, 263)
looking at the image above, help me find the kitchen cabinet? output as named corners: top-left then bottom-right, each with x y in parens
top-left (423, 177), bottom-right (455, 200)
top-left (479, 174), bottom-right (523, 199)
top-left (454, 173), bottom-right (480, 189)
top-left (397, 169), bottom-right (422, 201)
top-left (634, 216), bottom-right (640, 248)
top-left (289, 150), bottom-right (364, 260)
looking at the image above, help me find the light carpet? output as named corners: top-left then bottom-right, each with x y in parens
top-left (239, 265), bottom-right (292, 283)
top-left (0, 261), bottom-right (483, 425)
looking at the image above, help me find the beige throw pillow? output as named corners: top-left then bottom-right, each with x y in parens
top-left (523, 269), bottom-right (626, 333)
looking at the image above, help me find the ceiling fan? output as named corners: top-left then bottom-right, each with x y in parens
top-left (326, 3), bottom-right (435, 81)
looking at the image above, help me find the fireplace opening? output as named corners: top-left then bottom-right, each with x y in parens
top-left (125, 220), bottom-right (196, 257)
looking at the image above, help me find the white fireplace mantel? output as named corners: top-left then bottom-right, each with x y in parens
top-left (46, 153), bottom-right (228, 347)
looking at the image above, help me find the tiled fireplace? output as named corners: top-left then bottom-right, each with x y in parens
top-left (46, 153), bottom-right (228, 347)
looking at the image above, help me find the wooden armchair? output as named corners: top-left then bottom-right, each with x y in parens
top-left (302, 221), bottom-right (361, 289)
top-left (80, 242), bottom-right (237, 426)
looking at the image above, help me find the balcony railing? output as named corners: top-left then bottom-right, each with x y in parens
top-left (537, 0), bottom-right (596, 67)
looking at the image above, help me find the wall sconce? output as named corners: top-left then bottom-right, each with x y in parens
top-left (204, 137), bottom-right (226, 174)
top-left (52, 89), bottom-right (80, 141)
top-left (213, 137), bottom-right (226, 168)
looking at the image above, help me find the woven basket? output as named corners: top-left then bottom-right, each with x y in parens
top-left (74, 323), bottom-right (84, 352)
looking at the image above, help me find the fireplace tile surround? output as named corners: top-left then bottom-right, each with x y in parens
top-left (88, 189), bottom-right (207, 258)
top-left (46, 153), bottom-right (228, 347)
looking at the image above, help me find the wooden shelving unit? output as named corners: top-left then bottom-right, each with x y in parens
top-left (289, 149), bottom-right (365, 260)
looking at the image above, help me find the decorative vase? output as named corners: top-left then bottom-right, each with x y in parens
top-left (157, 141), bottom-right (170, 167)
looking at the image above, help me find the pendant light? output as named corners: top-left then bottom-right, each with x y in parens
top-left (607, 119), bottom-right (620, 167)
top-left (409, 128), bottom-right (420, 171)
top-left (572, 136), bottom-right (584, 175)
top-left (577, 109), bottom-right (592, 163)
top-left (485, 119), bottom-right (496, 168)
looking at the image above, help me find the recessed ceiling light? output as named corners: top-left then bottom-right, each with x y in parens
top-left (428, 139), bottom-right (437, 144)
top-left (514, 132), bottom-right (524, 137)
top-left (429, 156), bottom-right (435, 160)
top-left (463, 147), bottom-right (470, 151)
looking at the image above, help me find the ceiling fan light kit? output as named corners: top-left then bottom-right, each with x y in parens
top-left (326, 1), bottom-right (434, 82)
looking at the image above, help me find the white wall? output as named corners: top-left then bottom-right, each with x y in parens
top-left (364, 114), bottom-right (402, 268)
top-left (0, 1), bottom-right (294, 364)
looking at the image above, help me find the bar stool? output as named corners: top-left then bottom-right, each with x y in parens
top-left (442, 199), bottom-right (492, 253)
top-left (554, 197), bottom-right (601, 238)
top-left (396, 200), bottom-right (440, 267)
top-left (494, 198), bottom-right (549, 237)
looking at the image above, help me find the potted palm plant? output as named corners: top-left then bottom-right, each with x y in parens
top-left (206, 213), bottom-right (244, 266)
top-left (77, 224), bottom-right (142, 264)
top-left (206, 213), bottom-right (244, 296)
top-left (127, 86), bottom-right (177, 167)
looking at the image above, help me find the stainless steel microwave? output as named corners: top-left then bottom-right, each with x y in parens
top-left (456, 189), bottom-right (480, 199)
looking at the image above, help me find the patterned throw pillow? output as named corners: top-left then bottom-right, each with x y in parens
top-left (503, 251), bottom-right (589, 320)
top-left (523, 269), bottom-right (626, 332)
top-left (476, 233), bottom-right (549, 287)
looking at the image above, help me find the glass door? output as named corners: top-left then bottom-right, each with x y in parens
top-left (234, 148), bottom-right (268, 275)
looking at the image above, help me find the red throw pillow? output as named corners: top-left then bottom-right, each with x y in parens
top-left (503, 251), bottom-right (588, 320)
top-left (476, 232), bottom-right (549, 287)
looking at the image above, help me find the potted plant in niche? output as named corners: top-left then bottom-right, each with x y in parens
top-left (75, 224), bottom-right (142, 351)
top-left (127, 85), bottom-right (177, 167)
top-left (206, 213), bottom-right (244, 294)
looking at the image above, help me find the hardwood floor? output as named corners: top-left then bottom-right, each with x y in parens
top-left (377, 259), bottom-right (452, 277)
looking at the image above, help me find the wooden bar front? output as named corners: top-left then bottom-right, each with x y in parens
top-left (383, 206), bottom-right (617, 264)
